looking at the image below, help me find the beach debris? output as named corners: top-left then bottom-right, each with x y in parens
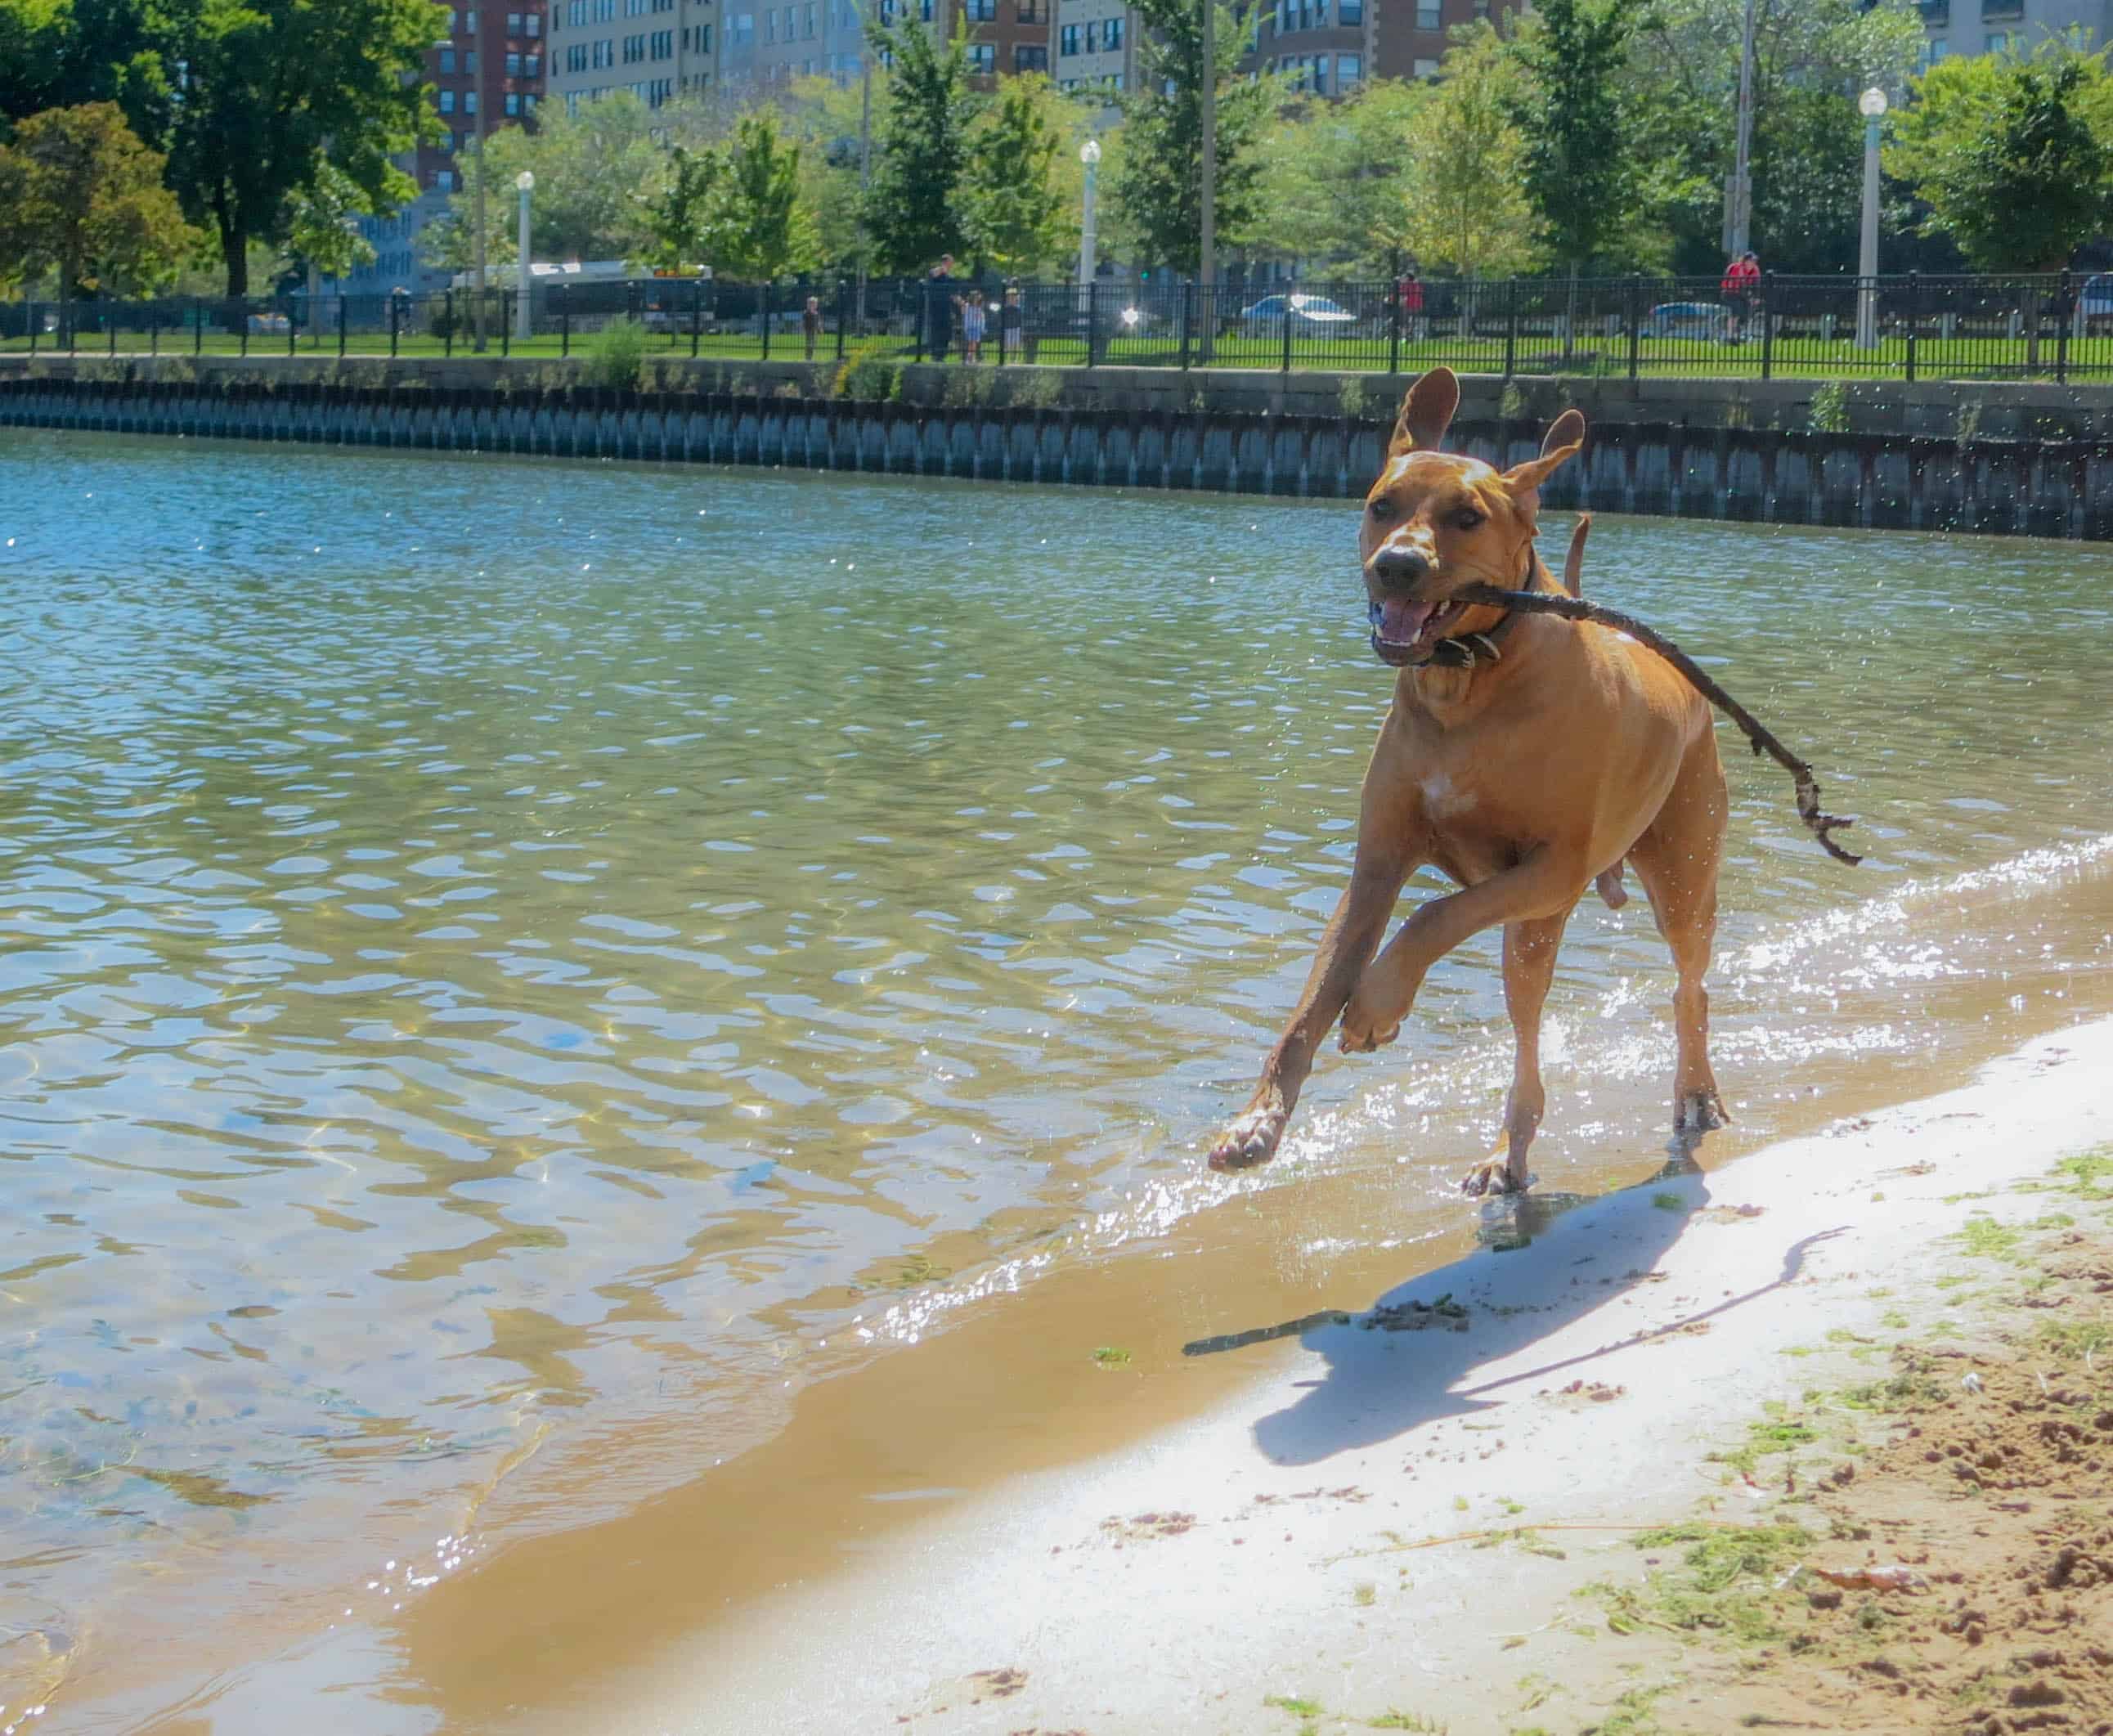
top-left (967, 1667), bottom-right (1026, 1701)
top-left (1811, 1563), bottom-right (1929, 1594)
top-left (1182, 1309), bottom-right (1353, 1357)
top-left (1551, 1379), bottom-right (1626, 1404)
top-left (1366, 1293), bottom-right (1470, 1333)
top-left (1099, 1510), bottom-right (1196, 1544)
top-left (1963, 1371), bottom-right (1985, 1395)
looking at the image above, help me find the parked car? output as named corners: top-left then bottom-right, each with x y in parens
top-left (1235, 293), bottom-right (1358, 338)
top-left (1642, 300), bottom-right (1730, 341)
top-left (2080, 273), bottom-right (2113, 332)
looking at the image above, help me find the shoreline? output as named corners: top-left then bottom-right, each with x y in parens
top-left (591, 1015), bottom-right (2113, 1734)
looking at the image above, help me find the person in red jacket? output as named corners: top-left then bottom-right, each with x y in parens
top-left (1720, 250), bottom-right (1761, 343)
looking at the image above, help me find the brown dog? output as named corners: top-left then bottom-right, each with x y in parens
top-left (1208, 368), bottom-right (1728, 1195)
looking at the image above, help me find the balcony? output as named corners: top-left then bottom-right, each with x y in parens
top-left (1979, 0), bottom-right (2021, 17)
top-left (1918, 0), bottom-right (1947, 23)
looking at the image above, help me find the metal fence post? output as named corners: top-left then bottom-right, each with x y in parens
top-left (690, 278), bottom-right (702, 359)
top-left (1760, 271), bottom-right (1774, 381)
top-left (1502, 278), bottom-right (1518, 380)
top-left (2057, 269), bottom-right (2071, 385)
top-left (1904, 271), bottom-right (1919, 385)
top-left (1626, 277), bottom-right (1641, 383)
top-left (150, 303), bottom-right (158, 355)
top-left (560, 284), bottom-right (570, 357)
top-left (444, 289), bottom-right (455, 357)
top-left (286, 300), bottom-right (295, 357)
top-left (239, 301), bottom-right (249, 357)
top-left (1388, 276), bottom-right (1402, 377)
top-left (1180, 280), bottom-right (1194, 372)
top-left (1280, 289), bottom-right (1293, 375)
top-left (500, 291), bottom-right (510, 358)
top-left (25, 298), bottom-right (35, 357)
top-left (194, 296), bottom-right (203, 357)
top-left (109, 308), bottom-right (118, 357)
top-left (338, 294), bottom-right (348, 357)
top-left (1088, 280), bottom-right (1101, 368)
top-left (388, 293), bottom-right (398, 358)
top-left (761, 280), bottom-right (774, 361)
top-left (835, 279), bottom-right (848, 361)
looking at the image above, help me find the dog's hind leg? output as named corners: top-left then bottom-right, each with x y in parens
top-left (1462, 909), bottom-right (1572, 1198)
top-left (1626, 738), bottom-right (1731, 1137)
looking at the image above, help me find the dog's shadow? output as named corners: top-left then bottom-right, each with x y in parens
top-left (1185, 1156), bottom-right (1841, 1469)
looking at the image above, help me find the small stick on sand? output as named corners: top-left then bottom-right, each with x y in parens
top-left (1457, 581), bottom-right (1864, 867)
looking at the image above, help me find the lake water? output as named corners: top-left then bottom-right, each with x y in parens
top-left (4, 432), bottom-right (2113, 1726)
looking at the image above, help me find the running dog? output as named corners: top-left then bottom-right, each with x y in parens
top-left (1208, 367), bottom-right (1728, 1195)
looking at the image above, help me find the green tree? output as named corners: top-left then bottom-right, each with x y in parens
top-left (640, 141), bottom-right (725, 272)
top-left (783, 68), bottom-right (886, 273)
top-left (0, 100), bottom-right (195, 298)
top-left (0, 0), bottom-right (179, 147)
top-left (1504, 0), bottom-right (1653, 276)
top-left (1631, 0), bottom-right (1922, 274)
top-left (864, 17), bottom-right (975, 272)
top-left (710, 109), bottom-right (819, 279)
top-left (1886, 42), bottom-right (2113, 271)
top-left (960, 74), bottom-right (1068, 276)
top-left (1398, 25), bottom-right (1536, 278)
top-left (282, 157), bottom-right (380, 281)
top-left (162, 0), bottom-right (442, 294)
top-left (1112, 0), bottom-right (1277, 272)
top-left (1258, 78), bottom-right (1425, 272)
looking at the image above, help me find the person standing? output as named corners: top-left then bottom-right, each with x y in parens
top-left (1720, 249), bottom-right (1761, 344)
top-left (802, 294), bottom-right (823, 360)
top-left (926, 253), bottom-right (956, 362)
top-left (1397, 266), bottom-right (1426, 342)
top-left (1000, 283), bottom-right (1024, 365)
top-left (958, 288), bottom-right (987, 365)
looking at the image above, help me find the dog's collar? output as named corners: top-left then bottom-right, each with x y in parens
top-left (1412, 544), bottom-right (1542, 669)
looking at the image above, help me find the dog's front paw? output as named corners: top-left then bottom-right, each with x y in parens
top-left (1339, 981), bottom-right (1405, 1053)
top-left (1460, 1157), bottom-right (1532, 1198)
top-left (1209, 1105), bottom-right (1288, 1172)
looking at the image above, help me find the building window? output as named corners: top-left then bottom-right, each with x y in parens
top-left (505, 48), bottom-right (520, 70)
top-left (464, 87), bottom-right (478, 109)
top-left (505, 89), bottom-right (520, 111)
top-left (1923, 35), bottom-right (1947, 63)
top-left (805, 2), bottom-right (814, 36)
top-left (764, 7), bottom-right (773, 36)
top-left (962, 0), bottom-right (993, 17)
top-left (1335, 0), bottom-right (1357, 21)
top-left (1412, 54), bottom-right (1438, 74)
top-left (526, 50), bottom-right (540, 72)
top-left (1060, 20), bottom-right (1077, 51)
top-left (967, 38), bottom-right (993, 69)
top-left (1083, 18), bottom-right (1098, 49)
top-left (465, 47), bottom-right (478, 68)
top-left (506, 10), bottom-right (522, 29)
top-left (1415, 0), bottom-right (1438, 25)
top-left (437, 168), bottom-right (455, 190)
top-left (1016, 0), bottom-right (1045, 18)
top-left (1985, 28), bottom-right (2008, 49)
top-left (438, 86), bottom-right (456, 110)
top-left (701, 20), bottom-right (712, 47)
top-left (1335, 51), bottom-right (1359, 87)
top-left (439, 46), bottom-right (457, 69)
top-left (1103, 13), bottom-right (1122, 46)
top-left (526, 10), bottom-right (540, 31)
top-left (466, 7), bottom-right (478, 26)
top-left (1014, 42), bottom-right (1045, 69)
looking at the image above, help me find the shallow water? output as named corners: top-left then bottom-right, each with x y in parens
top-left (3, 432), bottom-right (2113, 1723)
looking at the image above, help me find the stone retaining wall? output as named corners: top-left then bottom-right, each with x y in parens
top-left (6, 376), bottom-right (2108, 540)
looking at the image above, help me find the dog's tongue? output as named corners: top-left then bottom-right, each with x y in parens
top-left (1375, 597), bottom-right (1436, 645)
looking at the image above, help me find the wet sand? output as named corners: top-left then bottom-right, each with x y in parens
top-left (576, 1016), bottom-right (2113, 1734)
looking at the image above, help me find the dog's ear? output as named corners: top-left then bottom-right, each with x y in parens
top-left (1389, 367), bottom-right (1460, 455)
top-left (1541, 408), bottom-right (1586, 459)
top-left (1501, 440), bottom-right (1581, 499)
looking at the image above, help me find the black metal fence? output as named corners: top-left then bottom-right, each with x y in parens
top-left (9, 270), bottom-right (2113, 382)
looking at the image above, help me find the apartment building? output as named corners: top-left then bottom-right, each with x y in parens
top-left (1054, 0), bottom-right (1135, 97)
top-left (416, 2), bottom-right (549, 190)
top-left (547, 0), bottom-right (716, 110)
top-left (718, 0), bottom-right (864, 88)
top-left (1916, 0), bottom-right (2111, 62)
top-left (1251, 0), bottom-right (1523, 97)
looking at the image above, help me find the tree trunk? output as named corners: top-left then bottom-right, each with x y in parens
top-left (221, 217), bottom-right (249, 298)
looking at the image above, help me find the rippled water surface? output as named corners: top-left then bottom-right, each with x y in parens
top-left (5, 432), bottom-right (2113, 1716)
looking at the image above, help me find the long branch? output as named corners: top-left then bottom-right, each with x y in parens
top-left (1456, 583), bottom-right (1864, 867)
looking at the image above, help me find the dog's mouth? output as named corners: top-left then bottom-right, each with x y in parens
top-left (1367, 595), bottom-right (1466, 666)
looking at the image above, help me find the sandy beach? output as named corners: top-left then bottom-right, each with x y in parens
top-left (570, 1015), bottom-right (2113, 1735)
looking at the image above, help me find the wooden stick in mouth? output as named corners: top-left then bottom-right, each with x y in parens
top-left (1455, 581), bottom-right (1865, 868)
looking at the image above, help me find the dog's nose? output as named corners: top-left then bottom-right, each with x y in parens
top-left (1370, 549), bottom-right (1431, 590)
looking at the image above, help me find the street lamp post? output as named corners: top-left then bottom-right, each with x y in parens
top-left (1078, 138), bottom-right (1101, 313)
top-left (1856, 86), bottom-right (1887, 349)
top-left (514, 171), bottom-right (534, 343)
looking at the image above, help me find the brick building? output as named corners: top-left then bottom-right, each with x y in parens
top-left (417, 1), bottom-right (550, 191)
top-left (1252, 0), bottom-right (1524, 96)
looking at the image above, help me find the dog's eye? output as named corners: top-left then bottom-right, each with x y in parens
top-left (1453, 509), bottom-right (1485, 532)
top-left (1367, 498), bottom-right (1393, 521)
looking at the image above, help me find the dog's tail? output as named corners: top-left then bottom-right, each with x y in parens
top-left (1563, 512), bottom-right (1593, 598)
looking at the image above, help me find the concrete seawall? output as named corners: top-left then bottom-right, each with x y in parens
top-left (7, 375), bottom-right (2110, 540)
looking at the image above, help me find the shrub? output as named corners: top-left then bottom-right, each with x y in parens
top-left (833, 342), bottom-right (901, 401)
top-left (1807, 380), bottom-right (1850, 433)
top-left (585, 317), bottom-right (649, 392)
